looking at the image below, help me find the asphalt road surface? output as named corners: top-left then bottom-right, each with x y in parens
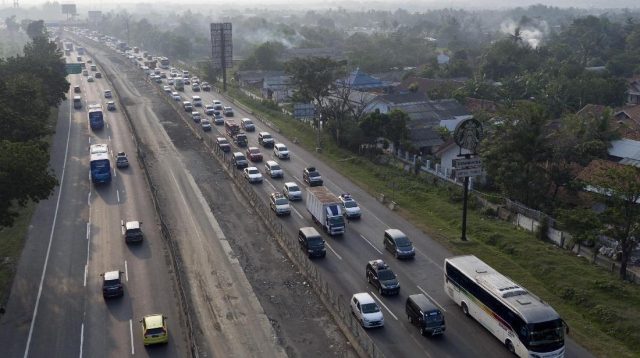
top-left (0, 52), bottom-right (189, 357)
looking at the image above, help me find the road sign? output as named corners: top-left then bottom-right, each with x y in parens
top-left (453, 157), bottom-right (482, 170)
top-left (210, 23), bottom-right (233, 69)
top-left (293, 103), bottom-right (315, 120)
top-left (455, 167), bottom-right (483, 179)
top-left (65, 63), bottom-right (82, 74)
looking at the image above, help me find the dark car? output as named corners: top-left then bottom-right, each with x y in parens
top-left (298, 227), bottom-right (326, 258)
top-left (366, 259), bottom-right (400, 295)
top-left (201, 82), bottom-right (211, 91)
top-left (303, 167), bottom-right (323, 186)
top-left (406, 294), bottom-right (445, 336)
top-left (383, 229), bottom-right (415, 259)
top-left (101, 270), bottom-right (124, 298)
top-left (116, 152), bottom-right (129, 168)
top-left (123, 221), bottom-right (143, 244)
top-left (233, 152), bottom-right (249, 169)
top-left (217, 137), bottom-right (231, 152)
top-left (95, 72), bottom-right (102, 78)
top-left (246, 147), bottom-right (263, 162)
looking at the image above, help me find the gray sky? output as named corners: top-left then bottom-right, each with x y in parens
top-left (8, 0), bottom-right (640, 10)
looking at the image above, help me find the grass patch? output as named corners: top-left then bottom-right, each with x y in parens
top-left (0, 202), bottom-right (36, 306)
top-left (225, 86), bottom-right (640, 357)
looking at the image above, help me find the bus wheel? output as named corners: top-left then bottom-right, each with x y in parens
top-left (461, 302), bottom-right (469, 316)
top-left (505, 340), bottom-right (515, 354)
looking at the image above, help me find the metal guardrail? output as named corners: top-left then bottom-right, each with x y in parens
top-left (75, 37), bottom-right (200, 358)
top-left (156, 78), bottom-right (385, 358)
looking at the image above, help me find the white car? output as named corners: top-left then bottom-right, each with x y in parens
top-left (283, 182), bottom-right (302, 201)
top-left (273, 143), bottom-right (290, 159)
top-left (171, 91), bottom-right (181, 101)
top-left (163, 85), bottom-right (172, 93)
top-left (205, 105), bottom-right (215, 115)
top-left (269, 192), bottom-right (291, 216)
top-left (201, 118), bottom-right (212, 131)
top-left (350, 293), bottom-right (384, 328)
top-left (339, 193), bottom-right (362, 219)
top-left (243, 167), bottom-right (263, 183)
top-left (87, 76), bottom-right (94, 82)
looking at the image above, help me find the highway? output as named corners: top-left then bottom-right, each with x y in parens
top-left (125, 46), bottom-right (595, 357)
top-left (0, 48), bottom-right (188, 357)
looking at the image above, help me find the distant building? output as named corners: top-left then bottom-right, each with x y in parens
top-left (262, 75), bottom-right (294, 103)
top-left (337, 68), bottom-right (392, 92)
top-left (437, 53), bottom-right (450, 65)
top-left (627, 78), bottom-right (640, 105)
top-left (396, 76), bottom-right (466, 98)
top-left (281, 47), bottom-right (345, 62)
top-left (235, 70), bottom-right (285, 89)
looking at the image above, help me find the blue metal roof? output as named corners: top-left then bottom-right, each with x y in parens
top-left (609, 139), bottom-right (640, 165)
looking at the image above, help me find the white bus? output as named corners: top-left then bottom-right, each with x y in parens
top-left (444, 255), bottom-right (566, 358)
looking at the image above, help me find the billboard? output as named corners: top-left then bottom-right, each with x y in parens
top-left (210, 23), bottom-right (232, 69)
top-left (88, 11), bottom-right (102, 22)
top-left (61, 4), bottom-right (77, 15)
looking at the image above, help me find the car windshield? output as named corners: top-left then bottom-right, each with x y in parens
top-left (277, 145), bottom-right (287, 151)
top-left (329, 216), bottom-right (344, 225)
top-left (288, 185), bottom-right (300, 192)
top-left (275, 198), bottom-right (288, 205)
top-left (361, 303), bottom-right (380, 314)
top-left (244, 120), bottom-right (253, 125)
top-left (308, 237), bottom-right (323, 247)
top-left (377, 269), bottom-right (395, 281)
top-left (127, 229), bottom-right (142, 237)
top-left (219, 139), bottom-right (228, 144)
top-left (104, 278), bottom-right (120, 287)
top-left (344, 200), bottom-right (358, 208)
top-left (271, 164), bottom-right (280, 170)
top-left (425, 311), bottom-right (443, 323)
top-left (250, 149), bottom-right (259, 154)
top-left (248, 169), bottom-right (258, 174)
top-left (309, 172), bottom-right (320, 177)
top-left (395, 237), bottom-right (412, 247)
top-left (146, 327), bottom-right (166, 336)
top-left (263, 134), bottom-right (272, 139)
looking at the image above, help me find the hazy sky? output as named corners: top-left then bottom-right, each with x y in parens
top-left (6, 0), bottom-right (640, 10)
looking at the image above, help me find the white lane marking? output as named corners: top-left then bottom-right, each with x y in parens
top-left (292, 175), bottom-right (303, 184)
top-left (83, 265), bottom-right (87, 287)
top-left (324, 242), bottom-right (342, 260)
top-left (414, 248), bottom-right (443, 271)
top-left (113, 167), bottom-right (117, 178)
top-left (129, 319), bottom-right (135, 355)
top-left (87, 192), bottom-right (91, 206)
top-left (265, 179), bottom-right (276, 191)
top-left (121, 220), bottom-right (125, 236)
top-left (24, 91), bottom-right (73, 358)
top-left (291, 206), bottom-right (303, 219)
top-left (416, 285), bottom-right (447, 312)
top-left (116, 189), bottom-right (120, 203)
top-left (124, 260), bottom-right (129, 282)
top-left (360, 234), bottom-right (382, 255)
top-left (88, 137), bottom-right (91, 144)
top-left (86, 222), bottom-right (90, 240)
top-left (79, 323), bottom-right (84, 358)
top-left (370, 291), bottom-right (398, 320)
top-left (363, 208), bottom-right (388, 228)
top-left (108, 135), bottom-right (111, 142)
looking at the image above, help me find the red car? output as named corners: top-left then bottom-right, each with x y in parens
top-left (246, 147), bottom-right (263, 162)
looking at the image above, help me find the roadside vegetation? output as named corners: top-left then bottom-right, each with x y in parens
top-left (0, 20), bottom-right (68, 306)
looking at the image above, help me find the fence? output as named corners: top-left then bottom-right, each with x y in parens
top-left (152, 69), bottom-right (385, 358)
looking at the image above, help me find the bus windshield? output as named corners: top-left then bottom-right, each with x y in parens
top-left (526, 319), bottom-right (565, 352)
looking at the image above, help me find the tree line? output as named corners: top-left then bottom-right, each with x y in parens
top-left (0, 20), bottom-right (66, 227)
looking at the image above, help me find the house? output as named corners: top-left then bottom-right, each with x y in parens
top-left (437, 53), bottom-right (450, 65)
top-left (577, 104), bottom-right (606, 118)
top-left (261, 75), bottom-right (294, 103)
top-left (338, 68), bottom-right (392, 92)
top-left (433, 138), bottom-right (471, 177)
top-left (464, 97), bottom-right (498, 114)
top-left (360, 92), bottom-right (429, 114)
top-left (627, 78), bottom-right (640, 105)
top-left (396, 76), bottom-right (466, 98)
top-left (613, 105), bottom-right (640, 141)
top-left (608, 139), bottom-right (640, 167)
top-left (235, 70), bottom-right (284, 88)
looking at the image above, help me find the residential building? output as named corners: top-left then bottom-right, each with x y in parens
top-left (396, 76), bottom-right (466, 98)
top-left (337, 68), bottom-right (392, 92)
top-left (262, 75), bottom-right (294, 103)
top-left (433, 138), bottom-right (471, 177)
top-left (628, 78), bottom-right (640, 105)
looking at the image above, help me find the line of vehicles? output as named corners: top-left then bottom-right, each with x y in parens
top-left (65, 41), bottom-right (170, 347)
top-left (72, 30), bottom-right (569, 358)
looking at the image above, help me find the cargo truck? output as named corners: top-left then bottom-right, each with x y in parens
top-left (306, 186), bottom-right (345, 236)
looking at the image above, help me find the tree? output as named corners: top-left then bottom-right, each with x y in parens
top-left (0, 140), bottom-right (58, 227)
top-left (285, 56), bottom-right (345, 109)
top-left (240, 41), bottom-right (285, 71)
top-left (589, 165), bottom-right (640, 280)
top-left (480, 103), bottom-right (552, 208)
top-left (25, 20), bottom-right (46, 40)
top-left (384, 110), bottom-right (410, 152)
top-left (0, 73), bottom-right (51, 142)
